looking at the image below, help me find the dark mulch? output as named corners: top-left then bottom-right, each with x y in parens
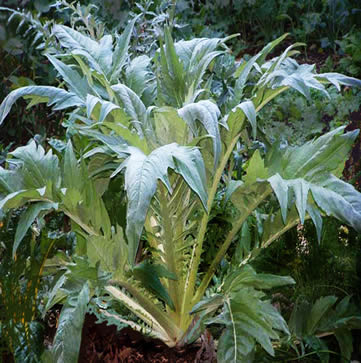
top-left (78, 314), bottom-right (216, 363)
top-left (344, 109), bottom-right (361, 189)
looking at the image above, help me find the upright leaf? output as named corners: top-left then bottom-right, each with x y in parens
top-left (111, 16), bottom-right (137, 82)
top-left (51, 283), bottom-right (90, 363)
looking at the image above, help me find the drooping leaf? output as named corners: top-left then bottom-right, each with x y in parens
top-left (53, 24), bottom-right (113, 76)
top-left (85, 94), bottom-right (120, 123)
top-left (224, 100), bottom-right (256, 145)
top-left (310, 174), bottom-right (361, 234)
top-left (0, 86), bottom-right (83, 126)
top-left (280, 127), bottom-right (359, 180)
top-left (14, 201), bottom-right (58, 257)
top-left (268, 173), bottom-right (289, 223)
top-left (178, 100), bottom-right (221, 168)
top-left (9, 140), bottom-right (61, 190)
top-left (318, 72), bottom-right (361, 90)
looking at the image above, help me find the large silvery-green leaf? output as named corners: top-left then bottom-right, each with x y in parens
top-left (111, 83), bottom-right (148, 135)
top-left (157, 28), bottom-right (226, 106)
top-left (51, 283), bottom-right (90, 363)
top-left (85, 94), bottom-right (121, 123)
top-left (178, 100), bottom-right (221, 168)
top-left (46, 54), bottom-right (88, 99)
top-left (125, 55), bottom-right (155, 103)
top-left (0, 168), bottom-right (22, 194)
top-left (278, 127), bottom-right (359, 180)
top-left (0, 86), bottom-right (83, 126)
top-left (0, 141), bottom-right (61, 213)
top-left (14, 201), bottom-right (58, 257)
top-left (87, 227), bottom-right (127, 279)
top-left (9, 140), bottom-right (61, 190)
top-left (310, 175), bottom-right (361, 233)
top-left (53, 25), bottom-right (113, 76)
top-left (223, 100), bottom-right (256, 146)
top-left (266, 127), bottom-right (361, 232)
top-left (230, 33), bottom-right (289, 105)
top-left (259, 57), bottom-right (361, 100)
top-left (174, 36), bottom-right (225, 93)
top-left (269, 173), bottom-right (361, 234)
top-left (121, 143), bottom-right (207, 264)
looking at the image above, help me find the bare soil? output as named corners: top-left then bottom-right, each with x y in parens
top-left (78, 314), bottom-right (216, 363)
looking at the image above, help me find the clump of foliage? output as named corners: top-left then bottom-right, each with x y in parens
top-left (162, 0), bottom-right (361, 52)
top-left (1, 11), bottom-right (361, 363)
top-left (338, 30), bottom-right (361, 77)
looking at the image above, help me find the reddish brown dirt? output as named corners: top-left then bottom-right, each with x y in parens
top-left (78, 314), bottom-right (216, 363)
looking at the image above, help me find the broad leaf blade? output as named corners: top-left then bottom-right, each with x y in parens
top-left (51, 283), bottom-right (90, 363)
top-left (14, 201), bottom-right (58, 257)
top-left (0, 86), bottom-right (83, 125)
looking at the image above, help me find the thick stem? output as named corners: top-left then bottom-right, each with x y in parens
top-left (158, 183), bottom-right (180, 316)
top-left (192, 187), bottom-right (272, 304)
top-left (169, 0), bottom-right (177, 29)
top-left (181, 134), bottom-right (241, 316)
